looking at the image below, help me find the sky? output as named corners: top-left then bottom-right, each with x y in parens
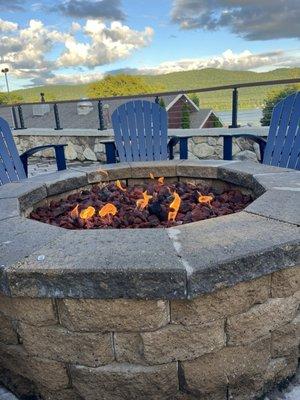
top-left (0, 0), bottom-right (299, 90)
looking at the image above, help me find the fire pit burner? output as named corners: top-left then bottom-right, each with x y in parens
top-left (29, 178), bottom-right (252, 229)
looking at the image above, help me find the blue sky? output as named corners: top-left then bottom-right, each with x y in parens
top-left (0, 0), bottom-right (299, 90)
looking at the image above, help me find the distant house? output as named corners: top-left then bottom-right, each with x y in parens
top-left (102, 93), bottom-right (222, 129)
top-left (159, 93), bottom-right (223, 129)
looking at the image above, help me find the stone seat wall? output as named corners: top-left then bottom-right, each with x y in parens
top-left (13, 132), bottom-right (261, 163)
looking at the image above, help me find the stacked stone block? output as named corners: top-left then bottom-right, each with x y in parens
top-left (0, 266), bottom-right (299, 400)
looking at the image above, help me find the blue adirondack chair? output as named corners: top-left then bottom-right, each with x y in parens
top-left (103, 100), bottom-right (171, 163)
top-left (235, 92), bottom-right (300, 170)
top-left (0, 116), bottom-right (67, 186)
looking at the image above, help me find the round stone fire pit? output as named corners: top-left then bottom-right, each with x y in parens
top-left (0, 160), bottom-right (299, 400)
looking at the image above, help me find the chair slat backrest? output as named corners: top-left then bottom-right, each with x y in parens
top-left (111, 100), bottom-right (168, 162)
top-left (263, 92), bottom-right (300, 170)
top-left (0, 117), bottom-right (26, 185)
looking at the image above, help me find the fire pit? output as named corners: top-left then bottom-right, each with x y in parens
top-left (0, 160), bottom-right (299, 400)
top-left (29, 175), bottom-right (252, 229)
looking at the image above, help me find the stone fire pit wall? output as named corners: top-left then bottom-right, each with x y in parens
top-left (0, 160), bottom-right (299, 400)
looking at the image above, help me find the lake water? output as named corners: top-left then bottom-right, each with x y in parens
top-left (218, 109), bottom-right (263, 127)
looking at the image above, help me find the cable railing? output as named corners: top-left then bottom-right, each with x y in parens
top-left (0, 77), bottom-right (299, 131)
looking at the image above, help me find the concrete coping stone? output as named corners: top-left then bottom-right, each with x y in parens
top-left (0, 160), bottom-right (299, 299)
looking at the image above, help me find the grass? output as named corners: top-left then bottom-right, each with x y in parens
top-left (8, 67), bottom-right (300, 111)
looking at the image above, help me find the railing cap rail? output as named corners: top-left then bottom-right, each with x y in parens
top-left (1, 77), bottom-right (299, 108)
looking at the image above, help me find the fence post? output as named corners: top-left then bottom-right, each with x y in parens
top-left (11, 106), bottom-right (20, 130)
top-left (229, 88), bottom-right (240, 128)
top-left (17, 105), bottom-right (26, 129)
top-left (98, 100), bottom-right (105, 130)
top-left (53, 103), bottom-right (62, 130)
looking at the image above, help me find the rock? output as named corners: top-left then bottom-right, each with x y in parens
top-left (58, 299), bottom-right (169, 332)
top-left (83, 147), bottom-right (97, 161)
top-left (70, 363), bottom-right (178, 400)
top-left (227, 297), bottom-right (299, 345)
top-left (193, 143), bottom-right (215, 158)
top-left (94, 142), bottom-right (105, 154)
top-left (234, 150), bottom-right (258, 162)
top-left (64, 142), bottom-right (77, 160)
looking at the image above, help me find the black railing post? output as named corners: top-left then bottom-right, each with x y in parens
top-left (229, 87), bottom-right (240, 128)
top-left (155, 96), bottom-right (159, 104)
top-left (53, 103), bottom-right (62, 130)
top-left (17, 105), bottom-right (26, 129)
top-left (98, 100), bottom-right (105, 130)
top-left (11, 106), bottom-right (19, 130)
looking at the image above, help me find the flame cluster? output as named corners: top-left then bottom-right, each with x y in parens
top-left (71, 174), bottom-right (185, 224)
top-left (70, 203), bottom-right (117, 220)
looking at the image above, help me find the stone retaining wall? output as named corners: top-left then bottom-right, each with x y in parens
top-left (13, 134), bottom-right (260, 163)
top-left (0, 266), bottom-right (299, 400)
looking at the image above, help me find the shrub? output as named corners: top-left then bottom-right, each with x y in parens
top-left (189, 94), bottom-right (199, 107)
top-left (260, 86), bottom-right (298, 126)
top-left (181, 103), bottom-right (190, 129)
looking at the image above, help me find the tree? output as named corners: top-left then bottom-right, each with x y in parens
top-left (189, 93), bottom-right (199, 107)
top-left (87, 74), bottom-right (165, 98)
top-left (181, 103), bottom-right (190, 129)
top-left (159, 98), bottom-right (166, 108)
top-left (260, 86), bottom-right (298, 126)
top-left (0, 92), bottom-right (22, 105)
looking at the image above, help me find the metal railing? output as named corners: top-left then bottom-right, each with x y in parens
top-left (1, 77), bottom-right (299, 131)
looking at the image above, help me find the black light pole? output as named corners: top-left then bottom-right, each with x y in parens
top-left (1, 67), bottom-right (19, 129)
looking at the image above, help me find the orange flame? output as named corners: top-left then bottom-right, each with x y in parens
top-left (136, 191), bottom-right (153, 210)
top-left (99, 203), bottom-right (117, 218)
top-left (70, 204), bottom-right (79, 218)
top-left (158, 177), bottom-right (164, 185)
top-left (198, 193), bottom-right (214, 206)
top-left (149, 173), bottom-right (155, 179)
top-left (80, 206), bottom-right (96, 220)
top-left (168, 192), bottom-right (181, 222)
top-left (116, 180), bottom-right (126, 192)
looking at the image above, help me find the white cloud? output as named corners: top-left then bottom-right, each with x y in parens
top-left (57, 20), bottom-right (154, 68)
top-left (0, 19), bottom-right (18, 32)
top-left (0, 18), bottom-right (154, 86)
top-left (44, 71), bottom-right (104, 85)
top-left (133, 49), bottom-right (300, 75)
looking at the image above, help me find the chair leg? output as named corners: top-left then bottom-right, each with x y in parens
top-left (20, 154), bottom-right (29, 177)
top-left (54, 146), bottom-right (67, 171)
top-left (223, 136), bottom-right (233, 160)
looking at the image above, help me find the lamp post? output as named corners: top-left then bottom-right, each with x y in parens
top-left (1, 67), bottom-right (10, 93)
top-left (1, 67), bottom-right (19, 129)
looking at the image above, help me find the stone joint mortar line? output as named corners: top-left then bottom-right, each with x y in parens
top-left (53, 299), bottom-right (61, 325)
top-left (111, 332), bottom-right (117, 361)
top-left (167, 228), bottom-right (192, 299)
top-left (245, 209), bottom-right (300, 228)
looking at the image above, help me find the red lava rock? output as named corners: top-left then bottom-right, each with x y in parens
top-left (30, 181), bottom-right (252, 229)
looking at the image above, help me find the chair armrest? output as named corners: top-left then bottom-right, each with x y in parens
top-left (232, 134), bottom-right (267, 162)
top-left (100, 140), bottom-right (117, 164)
top-left (20, 144), bottom-right (67, 176)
